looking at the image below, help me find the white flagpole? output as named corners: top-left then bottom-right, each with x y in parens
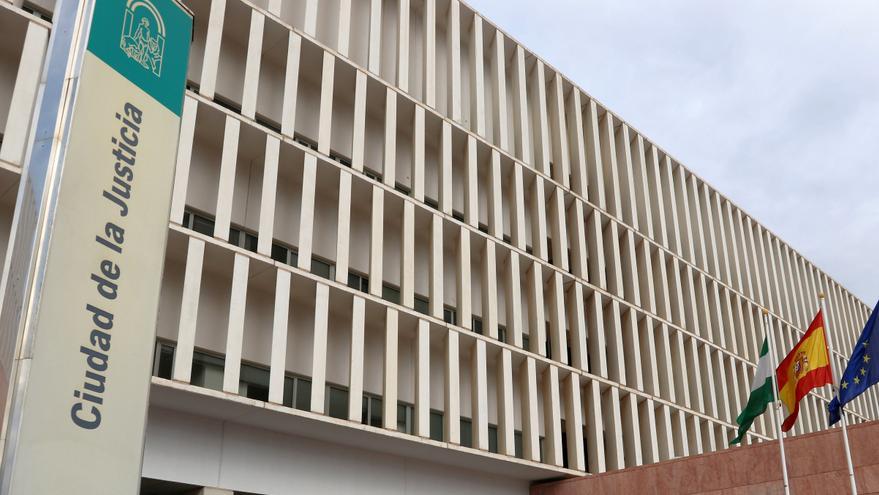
top-left (820, 293), bottom-right (858, 495)
top-left (763, 309), bottom-right (791, 495)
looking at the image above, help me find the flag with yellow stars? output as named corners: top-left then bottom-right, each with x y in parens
top-left (828, 300), bottom-right (879, 426)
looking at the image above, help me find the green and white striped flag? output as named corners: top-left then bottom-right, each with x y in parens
top-left (730, 336), bottom-right (776, 445)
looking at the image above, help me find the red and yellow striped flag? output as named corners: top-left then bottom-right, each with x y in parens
top-left (776, 310), bottom-right (833, 432)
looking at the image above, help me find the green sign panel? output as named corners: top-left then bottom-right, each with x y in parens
top-left (87, 0), bottom-right (191, 116)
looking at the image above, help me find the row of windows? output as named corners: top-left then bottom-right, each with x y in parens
top-left (184, 208), bottom-right (579, 370)
top-left (180, 209), bottom-right (544, 355)
top-left (153, 341), bottom-right (583, 466)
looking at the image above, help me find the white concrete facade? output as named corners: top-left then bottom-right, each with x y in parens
top-left (0, 0), bottom-right (876, 493)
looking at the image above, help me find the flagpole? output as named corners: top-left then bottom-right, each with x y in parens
top-left (763, 309), bottom-right (791, 495)
top-left (820, 293), bottom-right (858, 495)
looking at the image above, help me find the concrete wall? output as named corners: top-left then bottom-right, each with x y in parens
top-left (532, 419), bottom-right (879, 495)
top-left (143, 406), bottom-right (529, 495)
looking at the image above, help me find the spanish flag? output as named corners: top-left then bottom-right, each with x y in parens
top-left (776, 310), bottom-right (833, 432)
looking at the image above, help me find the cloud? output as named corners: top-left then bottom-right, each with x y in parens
top-left (467, 0), bottom-right (879, 312)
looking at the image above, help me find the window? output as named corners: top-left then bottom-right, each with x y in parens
top-left (153, 342), bottom-right (175, 379)
top-left (294, 134), bottom-right (318, 151)
top-left (497, 325), bottom-right (507, 344)
top-left (566, 332), bottom-right (572, 366)
top-left (514, 430), bottom-right (523, 459)
top-left (362, 393), bottom-right (383, 427)
top-left (22, 1), bottom-right (52, 22)
top-left (191, 351), bottom-right (224, 392)
top-left (478, 222), bottom-right (489, 234)
top-left (330, 151), bottom-right (352, 167)
top-left (255, 113), bottom-right (282, 133)
top-left (430, 410), bottom-right (444, 441)
top-left (311, 257), bottom-right (335, 280)
top-left (326, 385), bottom-right (349, 419)
top-left (397, 402), bottom-right (414, 434)
top-left (182, 209), bottom-right (215, 237)
top-left (282, 375), bottom-right (312, 410)
top-left (395, 182), bottom-right (411, 196)
top-left (382, 284), bottom-right (401, 305)
top-left (561, 421), bottom-right (569, 468)
top-left (522, 334), bottom-right (531, 351)
top-left (414, 295), bottom-right (429, 315)
top-left (545, 322), bottom-right (552, 360)
top-left (443, 305), bottom-right (457, 325)
top-left (239, 363), bottom-right (270, 401)
top-left (472, 316), bottom-right (483, 335)
top-left (547, 238), bottom-right (553, 264)
top-left (425, 197), bottom-right (439, 210)
top-left (347, 271), bottom-right (369, 293)
top-left (526, 245), bottom-right (533, 255)
top-left (272, 242), bottom-right (299, 267)
top-left (452, 210), bottom-right (465, 222)
top-left (488, 425), bottom-right (499, 454)
top-left (460, 418), bottom-right (473, 448)
top-left (214, 94), bottom-right (242, 113)
top-left (229, 226), bottom-right (258, 253)
top-left (364, 168), bottom-right (383, 182)
top-left (503, 234), bottom-right (512, 244)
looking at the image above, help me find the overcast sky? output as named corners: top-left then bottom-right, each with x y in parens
top-left (467, 0), bottom-right (879, 311)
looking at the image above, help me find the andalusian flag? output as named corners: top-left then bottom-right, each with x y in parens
top-left (730, 336), bottom-right (775, 445)
top-left (776, 311), bottom-right (833, 432)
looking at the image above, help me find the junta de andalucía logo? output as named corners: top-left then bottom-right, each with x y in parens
top-left (120, 0), bottom-right (166, 77)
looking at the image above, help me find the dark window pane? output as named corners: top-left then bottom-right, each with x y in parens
top-left (229, 228), bottom-right (241, 246)
top-left (460, 418), bottom-right (472, 448)
top-left (245, 233), bottom-right (258, 252)
top-left (561, 428), bottom-right (569, 468)
top-left (515, 431), bottom-right (523, 459)
top-left (397, 404), bottom-right (412, 435)
top-left (348, 272), bottom-right (369, 293)
top-left (328, 387), bottom-right (348, 419)
top-left (383, 285), bottom-right (401, 305)
top-left (295, 378), bottom-right (311, 410)
top-left (370, 397), bottom-right (382, 427)
top-left (472, 317), bottom-right (483, 335)
top-left (283, 376), bottom-right (295, 407)
top-left (444, 307), bottom-right (457, 325)
top-left (271, 243), bottom-right (288, 263)
top-left (414, 296), bottom-right (429, 315)
top-left (192, 214), bottom-right (215, 236)
top-left (361, 396), bottom-right (369, 425)
top-left (239, 364), bottom-right (269, 402)
top-left (430, 411), bottom-right (444, 441)
top-left (488, 425), bottom-right (498, 453)
top-left (155, 344), bottom-right (174, 379)
top-left (191, 352), bottom-right (224, 391)
top-left (312, 259), bottom-right (333, 280)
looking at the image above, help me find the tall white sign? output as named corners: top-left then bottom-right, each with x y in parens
top-left (0, 0), bottom-right (192, 493)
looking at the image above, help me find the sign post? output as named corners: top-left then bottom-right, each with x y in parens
top-left (0, 0), bottom-right (192, 493)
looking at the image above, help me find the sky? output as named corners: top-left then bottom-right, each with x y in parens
top-left (467, 0), bottom-right (879, 310)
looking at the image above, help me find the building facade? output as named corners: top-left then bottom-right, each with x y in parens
top-left (0, 0), bottom-right (876, 493)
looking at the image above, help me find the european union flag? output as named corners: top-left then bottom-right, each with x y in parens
top-left (828, 300), bottom-right (879, 426)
